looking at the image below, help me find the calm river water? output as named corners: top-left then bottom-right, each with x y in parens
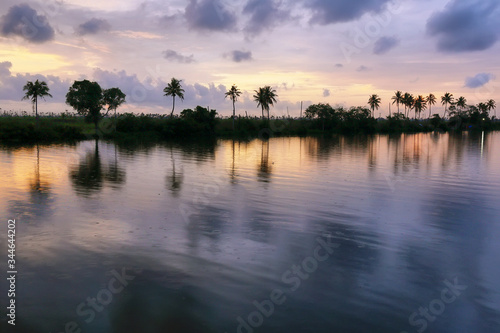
top-left (1, 133), bottom-right (500, 333)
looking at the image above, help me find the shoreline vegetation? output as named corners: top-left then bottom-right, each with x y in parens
top-left (1, 78), bottom-right (498, 143)
top-left (1, 107), bottom-right (499, 144)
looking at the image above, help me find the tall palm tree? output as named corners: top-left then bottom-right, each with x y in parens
top-left (391, 91), bottom-right (403, 115)
top-left (225, 84), bottom-right (242, 130)
top-left (368, 94), bottom-right (381, 118)
top-left (22, 79), bottom-right (52, 124)
top-left (413, 95), bottom-right (427, 119)
top-left (427, 93), bottom-right (436, 118)
top-left (441, 92), bottom-right (454, 118)
top-left (163, 78), bottom-right (185, 117)
top-left (402, 93), bottom-right (413, 118)
top-left (487, 99), bottom-right (496, 118)
top-left (253, 86), bottom-right (278, 121)
top-left (456, 96), bottom-right (467, 111)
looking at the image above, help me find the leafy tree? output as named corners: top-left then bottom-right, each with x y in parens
top-left (66, 80), bottom-right (104, 134)
top-left (441, 92), bottom-right (454, 118)
top-left (368, 94), bottom-right (381, 118)
top-left (225, 84), bottom-right (242, 130)
top-left (253, 86), bottom-right (278, 120)
top-left (164, 78), bottom-right (185, 117)
top-left (305, 103), bottom-right (337, 131)
top-left (413, 95), bottom-right (427, 119)
top-left (392, 91), bottom-right (403, 114)
top-left (22, 79), bottom-right (52, 125)
top-left (427, 93), bottom-right (437, 118)
top-left (103, 88), bottom-right (126, 118)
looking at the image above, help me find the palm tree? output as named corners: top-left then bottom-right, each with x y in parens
top-left (253, 86), bottom-right (278, 121)
top-left (225, 85), bottom-right (242, 130)
top-left (391, 91), bottom-right (403, 115)
top-left (402, 93), bottom-right (413, 118)
top-left (456, 96), bottom-right (467, 111)
top-left (413, 95), bottom-right (427, 119)
top-left (22, 79), bottom-right (52, 125)
top-left (487, 99), bottom-right (496, 118)
top-left (368, 94), bottom-right (381, 118)
top-left (427, 93), bottom-right (436, 118)
top-left (441, 92), bottom-right (454, 118)
top-left (163, 78), bottom-right (185, 117)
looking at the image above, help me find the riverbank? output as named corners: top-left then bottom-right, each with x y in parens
top-left (1, 112), bottom-right (499, 143)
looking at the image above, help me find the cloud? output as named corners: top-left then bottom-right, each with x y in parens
top-left (76, 18), bottom-right (111, 36)
top-left (334, 64), bottom-right (343, 68)
top-left (0, 61), bottom-right (70, 103)
top-left (426, 0), bottom-right (500, 52)
top-left (185, 0), bottom-right (237, 32)
top-left (162, 49), bottom-right (195, 63)
top-left (357, 65), bottom-right (370, 72)
top-left (226, 50), bottom-right (253, 62)
top-left (0, 4), bottom-right (55, 43)
top-left (243, 0), bottom-right (291, 36)
top-left (464, 73), bottom-right (494, 88)
top-left (323, 89), bottom-right (330, 97)
top-left (306, 0), bottom-right (392, 25)
top-left (373, 36), bottom-right (399, 54)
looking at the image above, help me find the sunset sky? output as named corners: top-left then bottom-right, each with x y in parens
top-left (0, 0), bottom-right (499, 117)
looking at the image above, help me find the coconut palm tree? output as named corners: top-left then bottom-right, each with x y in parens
top-left (441, 92), bottom-right (454, 118)
top-left (456, 96), bottom-right (467, 112)
top-left (413, 95), bottom-right (427, 119)
top-left (368, 94), bottom-right (381, 118)
top-left (253, 86), bottom-right (278, 121)
top-left (22, 79), bottom-right (52, 125)
top-left (392, 91), bottom-right (403, 115)
top-left (163, 78), bottom-right (185, 117)
top-left (487, 99), bottom-right (496, 118)
top-left (225, 85), bottom-right (242, 130)
top-left (402, 93), bottom-right (413, 118)
top-left (427, 93), bottom-right (436, 118)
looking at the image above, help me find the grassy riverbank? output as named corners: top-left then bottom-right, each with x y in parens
top-left (1, 109), bottom-right (499, 143)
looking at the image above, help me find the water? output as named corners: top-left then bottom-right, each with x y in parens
top-left (1, 133), bottom-right (500, 333)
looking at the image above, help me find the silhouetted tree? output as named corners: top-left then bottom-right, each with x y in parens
top-left (441, 92), bottom-right (454, 118)
top-left (22, 79), bottom-right (52, 126)
top-left (103, 87), bottom-right (126, 123)
top-left (66, 80), bottom-right (104, 134)
top-left (487, 99), bottom-right (496, 118)
top-left (368, 94), bottom-right (381, 118)
top-left (392, 91), bottom-right (403, 114)
top-left (225, 84), bottom-right (242, 130)
top-left (413, 95), bottom-right (427, 119)
top-left (164, 78), bottom-right (185, 117)
top-left (253, 86), bottom-right (277, 120)
top-left (427, 93), bottom-right (437, 118)
top-left (402, 92), bottom-right (413, 118)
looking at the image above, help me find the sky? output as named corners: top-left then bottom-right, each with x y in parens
top-left (0, 0), bottom-right (499, 117)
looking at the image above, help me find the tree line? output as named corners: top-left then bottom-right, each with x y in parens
top-left (21, 78), bottom-right (497, 135)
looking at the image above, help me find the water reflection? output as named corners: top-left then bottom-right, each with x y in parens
top-left (1, 133), bottom-right (500, 332)
top-left (258, 140), bottom-right (272, 182)
top-left (69, 140), bottom-right (125, 196)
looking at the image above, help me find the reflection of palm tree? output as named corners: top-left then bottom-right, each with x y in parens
top-left (166, 147), bottom-right (183, 195)
top-left (230, 140), bottom-right (237, 182)
top-left (258, 140), bottom-right (272, 182)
